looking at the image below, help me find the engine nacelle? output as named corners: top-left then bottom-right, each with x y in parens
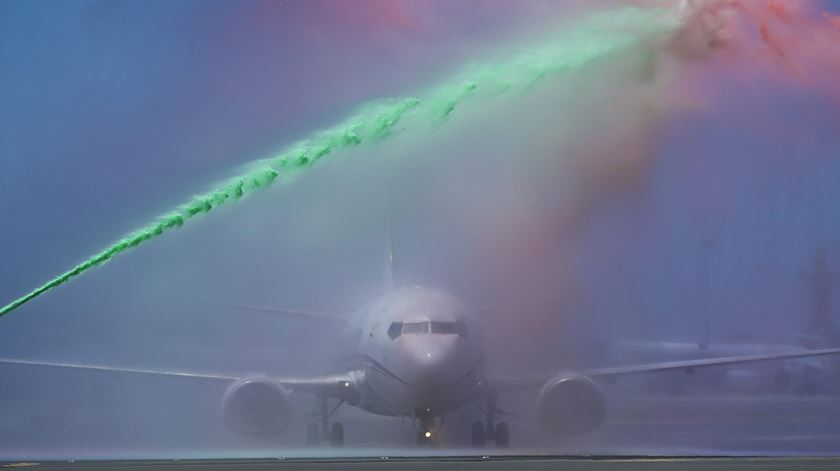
top-left (538, 374), bottom-right (605, 436)
top-left (221, 378), bottom-right (291, 437)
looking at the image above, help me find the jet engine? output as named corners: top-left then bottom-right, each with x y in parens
top-left (538, 374), bottom-right (605, 435)
top-left (222, 378), bottom-right (291, 437)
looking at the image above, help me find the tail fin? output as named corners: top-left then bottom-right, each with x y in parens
top-left (382, 217), bottom-right (396, 292)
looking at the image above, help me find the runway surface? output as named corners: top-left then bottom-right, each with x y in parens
top-left (2, 457), bottom-right (840, 471)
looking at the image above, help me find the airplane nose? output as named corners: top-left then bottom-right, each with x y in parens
top-left (404, 335), bottom-right (461, 387)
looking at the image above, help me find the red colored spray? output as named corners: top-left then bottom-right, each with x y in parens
top-left (674, 0), bottom-right (840, 101)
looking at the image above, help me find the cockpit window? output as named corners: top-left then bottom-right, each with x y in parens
top-left (393, 320), bottom-right (467, 337)
top-left (456, 321), bottom-right (469, 339)
top-left (387, 322), bottom-right (402, 340)
top-left (402, 321), bottom-right (430, 334)
top-left (430, 321), bottom-right (458, 334)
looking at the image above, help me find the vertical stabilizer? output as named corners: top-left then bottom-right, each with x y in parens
top-left (382, 217), bottom-right (396, 292)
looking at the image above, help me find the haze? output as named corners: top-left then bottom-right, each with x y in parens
top-left (1, 0), bottom-right (840, 459)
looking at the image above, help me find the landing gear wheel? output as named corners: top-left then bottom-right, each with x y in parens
top-left (471, 421), bottom-right (487, 447)
top-left (493, 421), bottom-right (509, 448)
top-left (329, 422), bottom-right (344, 447)
top-left (305, 424), bottom-right (319, 447)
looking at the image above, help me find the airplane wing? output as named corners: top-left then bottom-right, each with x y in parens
top-left (484, 347), bottom-right (840, 393)
top-left (584, 348), bottom-right (840, 377)
top-left (0, 357), bottom-right (238, 381)
top-left (207, 302), bottom-right (345, 323)
top-left (0, 357), bottom-right (357, 401)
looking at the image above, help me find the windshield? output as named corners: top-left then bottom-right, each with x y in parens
top-left (2, 0), bottom-right (840, 463)
top-left (403, 321), bottom-right (430, 335)
top-left (430, 322), bottom-right (458, 335)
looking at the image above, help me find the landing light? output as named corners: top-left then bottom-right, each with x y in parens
top-left (424, 431), bottom-right (432, 438)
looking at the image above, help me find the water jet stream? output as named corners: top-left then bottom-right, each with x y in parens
top-left (0, 7), bottom-right (679, 317)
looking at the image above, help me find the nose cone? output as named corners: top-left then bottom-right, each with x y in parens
top-left (407, 336), bottom-right (458, 377)
top-left (399, 335), bottom-right (466, 404)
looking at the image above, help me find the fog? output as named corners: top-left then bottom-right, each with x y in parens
top-left (1, 0), bottom-right (840, 458)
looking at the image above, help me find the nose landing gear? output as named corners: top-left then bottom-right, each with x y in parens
top-left (415, 410), bottom-right (442, 448)
top-left (416, 429), bottom-right (439, 447)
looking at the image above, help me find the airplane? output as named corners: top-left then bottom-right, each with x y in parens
top-left (3, 293), bottom-right (840, 447)
top-left (1, 242), bottom-right (840, 448)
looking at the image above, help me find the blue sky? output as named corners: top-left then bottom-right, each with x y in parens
top-left (1, 0), bottom-right (839, 362)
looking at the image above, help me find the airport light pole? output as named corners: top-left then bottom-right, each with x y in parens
top-left (701, 238), bottom-right (716, 353)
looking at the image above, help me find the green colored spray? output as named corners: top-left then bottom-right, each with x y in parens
top-left (0, 7), bottom-right (679, 318)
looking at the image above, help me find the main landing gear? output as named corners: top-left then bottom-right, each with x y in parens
top-left (305, 395), bottom-right (345, 447)
top-left (472, 394), bottom-right (509, 448)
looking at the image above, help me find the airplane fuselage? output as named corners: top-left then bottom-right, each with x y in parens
top-left (346, 286), bottom-right (484, 422)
